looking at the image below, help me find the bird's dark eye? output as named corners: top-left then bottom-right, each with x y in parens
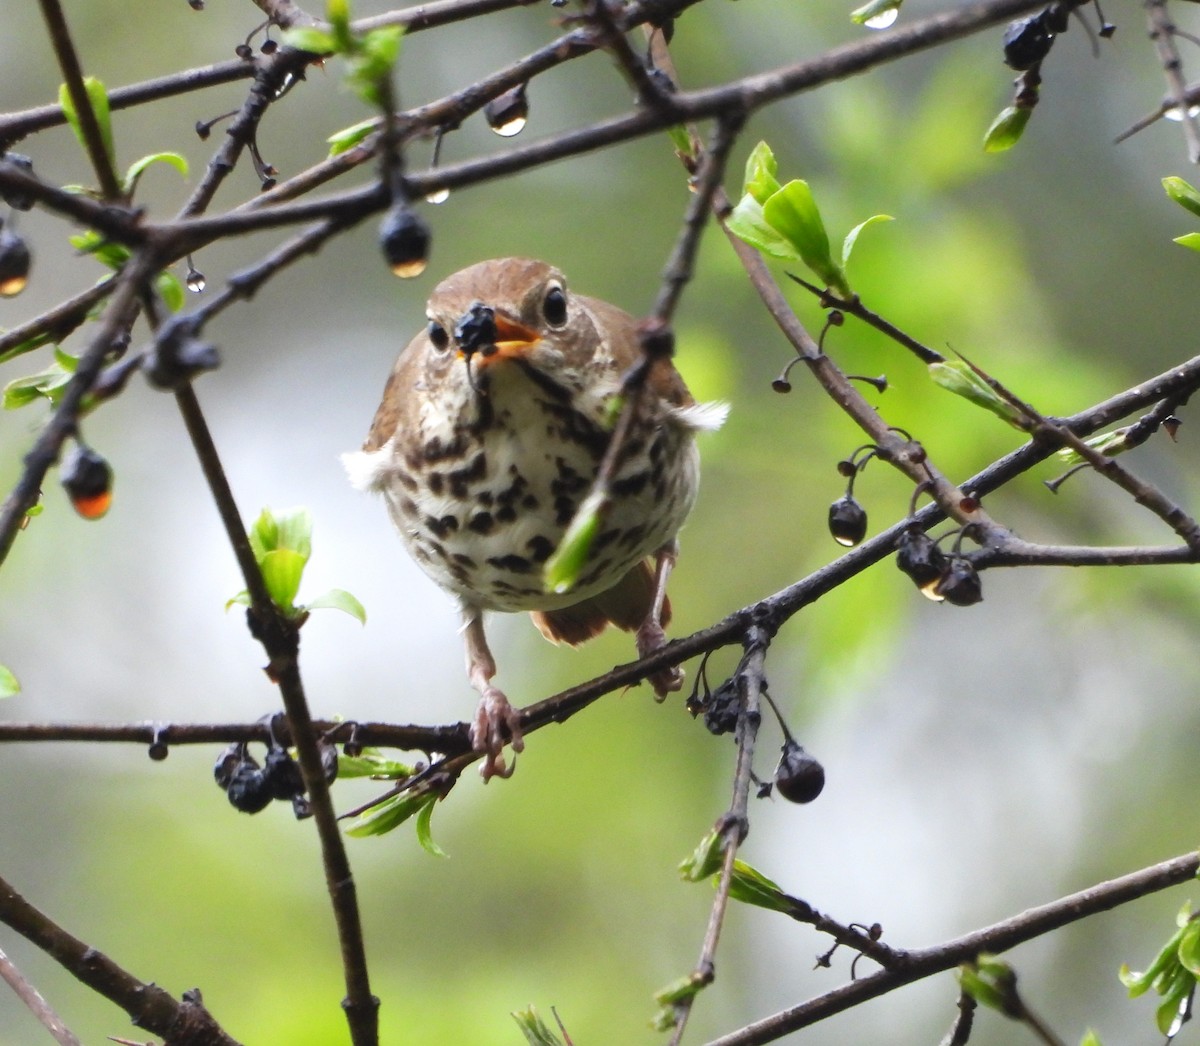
top-left (428, 322), bottom-right (450, 351)
top-left (542, 285), bottom-right (568, 328)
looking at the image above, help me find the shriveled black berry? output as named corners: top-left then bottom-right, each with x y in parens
top-left (1003, 13), bottom-right (1055, 70)
top-left (895, 526), bottom-right (949, 595)
top-left (227, 762), bottom-right (273, 813)
top-left (936, 557), bottom-right (984, 606)
top-left (213, 744), bottom-right (245, 789)
top-left (262, 747), bottom-right (306, 800)
top-left (703, 679), bottom-right (741, 736)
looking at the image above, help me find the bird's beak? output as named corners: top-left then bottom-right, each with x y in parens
top-left (470, 312), bottom-right (541, 368)
top-left (453, 301), bottom-right (541, 370)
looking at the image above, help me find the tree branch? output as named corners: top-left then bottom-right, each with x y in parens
top-left (705, 850), bottom-right (1200, 1045)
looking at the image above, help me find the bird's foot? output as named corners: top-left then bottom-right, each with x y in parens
top-left (636, 617), bottom-right (684, 700)
top-left (470, 686), bottom-right (525, 782)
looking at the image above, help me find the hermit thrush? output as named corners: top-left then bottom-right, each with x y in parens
top-left (344, 258), bottom-right (725, 779)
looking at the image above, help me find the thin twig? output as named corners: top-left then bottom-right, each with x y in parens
top-left (0, 871), bottom-right (242, 1045)
top-left (172, 386), bottom-right (378, 1046)
top-left (669, 627), bottom-right (769, 1045)
top-left (0, 946), bottom-right (83, 1046)
top-left (1144, 0), bottom-right (1200, 164)
top-left (704, 850), bottom-right (1200, 1045)
top-left (36, 0), bottom-right (122, 199)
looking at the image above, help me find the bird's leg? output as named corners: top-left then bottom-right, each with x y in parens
top-left (638, 541), bottom-right (684, 699)
top-left (462, 609), bottom-right (525, 781)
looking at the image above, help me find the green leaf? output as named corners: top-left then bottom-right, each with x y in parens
top-left (282, 26), bottom-right (338, 54)
top-left (654, 973), bottom-right (705, 1007)
top-left (850, 0), bottom-right (902, 27)
top-left (679, 829), bottom-right (724, 882)
top-left (983, 105), bottom-right (1031, 153)
top-left (345, 790), bottom-right (431, 837)
top-left (0, 664), bottom-right (19, 698)
top-left (958, 957), bottom-right (1017, 1015)
top-left (511, 1007), bottom-right (566, 1046)
top-left (1056, 426), bottom-right (1132, 466)
top-left (741, 140), bottom-right (781, 206)
top-left (260, 548), bottom-right (307, 611)
top-left (667, 124), bottom-right (693, 157)
top-left (336, 748), bottom-right (415, 779)
top-left (0, 329), bottom-right (57, 365)
top-left (1177, 919), bottom-right (1200, 976)
top-left (1079, 1030), bottom-right (1103, 1046)
top-left (763, 180), bottom-right (850, 296)
top-left (727, 860), bottom-right (791, 914)
top-left (305, 588), bottom-right (366, 624)
top-left (123, 151), bottom-right (188, 195)
top-left (249, 506), bottom-right (313, 564)
top-left (928, 360), bottom-right (1029, 429)
top-left (1164, 176), bottom-right (1200, 220)
top-left (225, 590), bottom-right (251, 612)
top-left (327, 117), bottom-right (378, 156)
top-left (327, 0), bottom-right (353, 51)
top-left (544, 490), bottom-right (606, 594)
top-left (414, 797), bottom-right (447, 858)
top-left (841, 214), bottom-right (893, 270)
top-left (69, 230), bottom-right (130, 270)
top-left (725, 193), bottom-right (800, 261)
top-left (1173, 231), bottom-right (1200, 252)
top-left (58, 78), bottom-right (114, 169)
top-left (155, 270), bottom-right (185, 313)
top-left (3, 362), bottom-right (73, 409)
top-left (345, 27), bottom-right (404, 107)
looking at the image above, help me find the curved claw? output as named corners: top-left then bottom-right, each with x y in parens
top-left (471, 687), bottom-right (525, 782)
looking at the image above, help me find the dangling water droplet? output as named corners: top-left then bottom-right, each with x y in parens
top-left (186, 267), bottom-right (207, 293)
top-left (492, 114), bottom-right (526, 137)
top-left (391, 258), bottom-right (428, 278)
top-left (864, 6), bottom-right (899, 28)
top-left (918, 578), bottom-right (946, 602)
top-left (424, 187), bottom-right (450, 205)
top-left (485, 84), bottom-right (530, 138)
top-left (380, 204), bottom-right (431, 278)
top-left (1165, 104), bottom-right (1200, 122)
top-left (0, 229), bottom-right (31, 297)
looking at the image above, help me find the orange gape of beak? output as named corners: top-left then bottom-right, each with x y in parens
top-left (458, 313), bottom-right (540, 369)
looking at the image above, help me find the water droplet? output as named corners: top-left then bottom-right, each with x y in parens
top-left (918, 579), bottom-right (946, 602)
top-left (186, 268), bottom-right (206, 293)
top-left (1165, 104), bottom-right (1200, 122)
top-left (492, 114), bottom-right (526, 137)
top-left (391, 258), bottom-right (428, 279)
top-left (863, 6), bottom-right (899, 28)
top-left (0, 273), bottom-right (28, 297)
top-left (485, 85), bottom-right (529, 137)
top-left (425, 187), bottom-right (450, 205)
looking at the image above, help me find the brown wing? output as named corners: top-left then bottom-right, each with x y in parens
top-left (530, 560), bottom-right (671, 646)
top-left (577, 294), bottom-right (695, 411)
top-left (362, 330), bottom-right (426, 452)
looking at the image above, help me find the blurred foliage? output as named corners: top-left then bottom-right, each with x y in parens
top-left (3, 2), bottom-right (1200, 1046)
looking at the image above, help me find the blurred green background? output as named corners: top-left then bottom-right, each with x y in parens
top-left (4, 1), bottom-right (1200, 1043)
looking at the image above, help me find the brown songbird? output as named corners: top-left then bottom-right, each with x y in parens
top-left (344, 258), bottom-right (725, 779)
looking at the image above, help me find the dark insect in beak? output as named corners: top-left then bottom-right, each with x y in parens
top-left (454, 301), bottom-right (498, 359)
